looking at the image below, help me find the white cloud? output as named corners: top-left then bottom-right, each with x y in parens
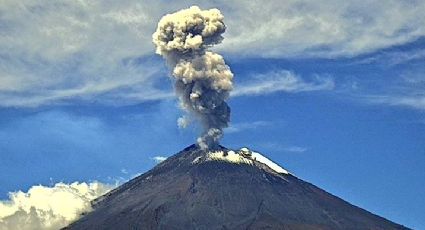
top-left (226, 121), bottom-right (271, 133)
top-left (364, 95), bottom-right (425, 110)
top-left (0, 1), bottom-right (424, 107)
top-left (0, 0), bottom-right (171, 107)
top-left (219, 1), bottom-right (425, 57)
top-left (354, 49), bottom-right (425, 66)
top-left (232, 70), bottom-right (334, 97)
top-left (0, 181), bottom-right (113, 230)
top-left (350, 66), bottom-right (425, 110)
top-left (151, 156), bottom-right (167, 163)
top-left (390, 96), bottom-right (425, 109)
top-left (255, 142), bottom-right (308, 153)
top-left (283, 146), bottom-right (308, 153)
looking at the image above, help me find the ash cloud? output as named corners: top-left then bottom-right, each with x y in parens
top-left (153, 6), bottom-right (233, 149)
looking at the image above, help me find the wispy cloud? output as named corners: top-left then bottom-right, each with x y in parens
top-left (226, 121), bottom-right (271, 133)
top-left (232, 70), bottom-right (334, 97)
top-left (0, 1), bottom-right (424, 107)
top-left (0, 0), bottom-right (170, 107)
top-left (256, 142), bottom-right (308, 153)
top-left (151, 156), bottom-right (167, 163)
top-left (354, 49), bottom-right (425, 66)
top-left (349, 64), bottom-right (425, 111)
top-left (219, 1), bottom-right (425, 57)
top-left (282, 146), bottom-right (308, 153)
top-left (363, 95), bottom-right (425, 110)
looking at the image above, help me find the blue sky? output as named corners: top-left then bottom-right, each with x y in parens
top-left (0, 1), bottom-right (424, 229)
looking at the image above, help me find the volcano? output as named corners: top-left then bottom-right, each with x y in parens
top-left (65, 145), bottom-right (407, 229)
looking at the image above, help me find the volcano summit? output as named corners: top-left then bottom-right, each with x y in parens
top-left (65, 145), bottom-right (407, 230)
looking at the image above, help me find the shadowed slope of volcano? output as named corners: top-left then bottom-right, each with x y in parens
top-left (65, 145), bottom-right (408, 230)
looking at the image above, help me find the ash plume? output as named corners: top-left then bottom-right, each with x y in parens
top-left (153, 6), bottom-right (233, 150)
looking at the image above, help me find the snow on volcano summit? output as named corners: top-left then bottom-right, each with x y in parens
top-left (205, 147), bottom-right (289, 174)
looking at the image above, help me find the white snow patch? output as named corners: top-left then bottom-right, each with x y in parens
top-left (251, 151), bottom-right (289, 174)
top-left (206, 148), bottom-right (289, 174)
top-left (207, 150), bottom-right (253, 165)
top-left (192, 156), bottom-right (202, 164)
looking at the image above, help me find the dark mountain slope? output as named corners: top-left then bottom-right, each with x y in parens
top-left (65, 145), bottom-right (408, 230)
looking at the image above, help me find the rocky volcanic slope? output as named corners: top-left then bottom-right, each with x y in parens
top-left (65, 145), bottom-right (408, 230)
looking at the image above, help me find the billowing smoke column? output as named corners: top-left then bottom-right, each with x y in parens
top-left (153, 6), bottom-right (233, 150)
